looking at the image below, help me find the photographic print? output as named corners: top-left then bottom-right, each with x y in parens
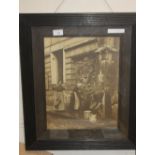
top-left (20, 14), bottom-right (135, 150)
top-left (44, 37), bottom-right (120, 130)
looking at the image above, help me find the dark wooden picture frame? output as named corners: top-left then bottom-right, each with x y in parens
top-left (19, 13), bottom-right (136, 150)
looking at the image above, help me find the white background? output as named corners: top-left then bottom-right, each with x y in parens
top-left (0, 0), bottom-right (155, 155)
top-left (19, 0), bottom-right (136, 13)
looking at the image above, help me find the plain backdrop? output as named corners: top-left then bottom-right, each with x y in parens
top-left (19, 0), bottom-right (136, 13)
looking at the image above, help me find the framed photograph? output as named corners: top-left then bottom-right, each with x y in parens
top-left (19, 13), bottom-right (136, 150)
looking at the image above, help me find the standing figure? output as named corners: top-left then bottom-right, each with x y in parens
top-left (95, 48), bottom-right (117, 120)
top-left (53, 81), bottom-right (65, 111)
top-left (101, 50), bottom-right (116, 120)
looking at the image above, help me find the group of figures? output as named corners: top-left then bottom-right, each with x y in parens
top-left (51, 46), bottom-right (119, 122)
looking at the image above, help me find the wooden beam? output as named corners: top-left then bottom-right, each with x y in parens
top-left (44, 37), bottom-right (96, 56)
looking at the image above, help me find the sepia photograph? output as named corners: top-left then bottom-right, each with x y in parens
top-left (20, 13), bottom-right (135, 150)
top-left (44, 37), bottom-right (120, 130)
